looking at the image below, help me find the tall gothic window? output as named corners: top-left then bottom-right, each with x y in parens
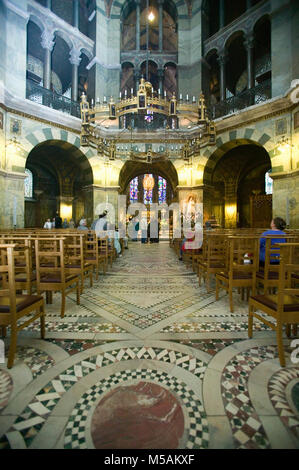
top-left (158, 176), bottom-right (167, 203)
top-left (24, 168), bottom-right (33, 198)
top-left (129, 176), bottom-right (139, 203)
top-left (265, 171), bottom-right (273, 195)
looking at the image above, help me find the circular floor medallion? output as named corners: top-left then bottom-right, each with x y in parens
top-left (91, 381), bottom-right (185, 449)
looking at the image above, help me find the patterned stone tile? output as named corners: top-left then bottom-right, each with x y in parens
top-left (64, 369), bottom-right (209, 449)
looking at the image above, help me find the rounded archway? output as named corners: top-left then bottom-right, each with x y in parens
top-left (203, 140), bottom-right (272, 228)
top-left (25, 140), bottom-right (93, 228)
top-left (119, 159), bottom-right (178, 200)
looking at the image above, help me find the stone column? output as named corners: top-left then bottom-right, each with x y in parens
top-left (136, 0), bottom-right (141, 51)
top-left (244, 33), bottom-right (255, 90)
top-left (70, 48), bottom-right (82, 102)
top-left (134, 69), bottom-right (141, 93)
top-left (73, 0), bottom-right (79, 28)
top-left (41, 29), bottom-right (55, 90)
top-left (46, 0), bottom-right (52, 9)
top-left (158, 0), bottom-right (164, 52)
top-left (219, 0), bottom-right (225, 29)
top-left (218, 50), bottom-right (227, 102)
top-left (157, 68), bottom-right (164, 94)
top-left (246, 0), bottom-right (252, 10)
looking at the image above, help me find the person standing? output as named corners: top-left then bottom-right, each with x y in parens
top-left (140, 215), bottom-right (148, 244)
top-left (44, 218), bottom-right (52, 229)
top-left (55, 211), bottom-right (62, 229)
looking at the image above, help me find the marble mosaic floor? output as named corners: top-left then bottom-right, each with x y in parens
top-left (0, 242), bottom-right (298, 450)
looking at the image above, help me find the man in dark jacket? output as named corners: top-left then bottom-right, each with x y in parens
top-left (55, 211), bottom-right (62, 228)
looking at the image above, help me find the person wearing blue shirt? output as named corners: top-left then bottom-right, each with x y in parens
top-left (259, 217), bottom-right (286, 266)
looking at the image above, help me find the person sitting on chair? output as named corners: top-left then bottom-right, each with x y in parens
top-left (259, 217), bottom-right (286, 267)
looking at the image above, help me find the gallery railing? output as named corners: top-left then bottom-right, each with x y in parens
top-left (207, 79), bottom-right (272, 120)
top-left (26, 79), bottom-right (81, 118)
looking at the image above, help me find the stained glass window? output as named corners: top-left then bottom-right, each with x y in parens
top-left (129, 176), bottom-right (139, 203)
top-left (24, 168), bottom-right (33, 198)
top-left (265, 171), bottom-right (273, 195)
top-left (158, 176), bottom-right (167, 204)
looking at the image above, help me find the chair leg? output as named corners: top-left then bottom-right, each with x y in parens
top-left (248, 303), bottom-right (253, 338)
top-left (276, 321), bottom-right (285, 367)
top-left (286, 324), bottom-right (291, 338)
top-left (1, 326), bottom-right (7, 337)
top-left (40, 306), bottom-right (45, 339)
top-left (215, 277), bottom-right (219, 300)
top-left (7, 324), bottom-right (17, 369)
top-left (61, 291), bottom-right (65, 318)
top-left (293, 324), bottom-right (298, 336)
top-left (229, 287), bottom-right (234, 313)
top-left (76, 281), bottom-right (80, 305)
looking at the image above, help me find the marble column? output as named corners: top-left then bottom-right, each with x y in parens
top-left (244, 33), bottom-right (255, 90)
top-left (70, 48), bottom-right (82, 102)
top-left (136, 0), bottom-right (141, 51)
top-left (41, 30), bottom-right (55, 90)
top-left (73, 0), bottom-right (79, 28)
top-left (46, 0), bottom-right (52, 9)
top-left (218, 50), bottom-right (227, 102)
top-left (158, 0), bottom-right (164, 52)
top-left (134, 69), bottom-right (141, 93)
top-left (219, 0), bottom-right (225, 29)
top-left (246, 0), bottom-right (252, 10)
top-left (157, 68), bottom-right (164, 94)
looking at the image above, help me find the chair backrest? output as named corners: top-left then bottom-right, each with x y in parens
top-left (276, 243), bottom-right (299, 301)
top-left (64, 233), bottom-right (86, 268)
top-left (0, 244), bottom-right (17, 315)
top-left (85, 231), bottom-right (99, 261)
top-left (206, 233), bottom-right (227, 265)
top-left (227, 236), bottom-right (259, 278)
top-left (98, 237), bottom-right (108, 255)
top-left (35, 238), bottom-right (66, 283)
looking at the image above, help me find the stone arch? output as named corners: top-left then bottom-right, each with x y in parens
top-left (28, 14), bottom-right (45, 33)
top-left (22, 127), bottom-right (98, 178)
top-left (118, 159), bottom-right (179, 195)
top-left (200, 126), bottom-right (276, 186)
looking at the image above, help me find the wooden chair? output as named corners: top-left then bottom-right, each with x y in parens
top-left (216, 236), bottom-right (259, 313)
top-left (198, 233), bottom-right (227, 292)
top-left (256, 235), bottom-right (292, 295)
top-left (85, 231), bottom-right (100, 280)
top-left (249, 243), bottom-right (299, 366)
top-left (0, 237), bottom-right (36, 295)
top-left (64, 233), bottom-right (93, 294)
top-left (0, 244), bottom-right (45, 368)
top-left (35, 238), bottom-right (80, 318)
top-left (98, 236), bottom-right (109, 274)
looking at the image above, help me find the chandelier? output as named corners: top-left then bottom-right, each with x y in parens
top-left (79, 0), bottom-right (216, 159)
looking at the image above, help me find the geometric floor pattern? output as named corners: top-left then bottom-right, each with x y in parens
top-left (0, 241), bottom-right (298, 449)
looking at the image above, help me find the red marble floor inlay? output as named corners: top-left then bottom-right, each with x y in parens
top-left (91, 381), bottom-right (185, 449)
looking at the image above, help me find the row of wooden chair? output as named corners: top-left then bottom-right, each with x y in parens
top-left (0, 229), bottom-right (121, 367)
top-left (171, 229), bottom-right (299, 366)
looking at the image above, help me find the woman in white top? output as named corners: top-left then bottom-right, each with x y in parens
top-left (44, 218), bottom-right (52, 229)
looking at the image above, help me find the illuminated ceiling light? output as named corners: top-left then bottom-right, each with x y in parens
top-left (148, 10), bottom-right (155, 22)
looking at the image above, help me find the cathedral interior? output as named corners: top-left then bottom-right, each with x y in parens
top-left (0, 0), bottom-right (299, 453)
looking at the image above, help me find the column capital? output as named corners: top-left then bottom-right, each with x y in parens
top-left (217, 50), bottom-right (227, 66)
top-left (69, 47), bottom-right (82, 66)
top-left (41, 29), bottom-right (55, 52)
top-left (244, 33), bottom-right (255, 50)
